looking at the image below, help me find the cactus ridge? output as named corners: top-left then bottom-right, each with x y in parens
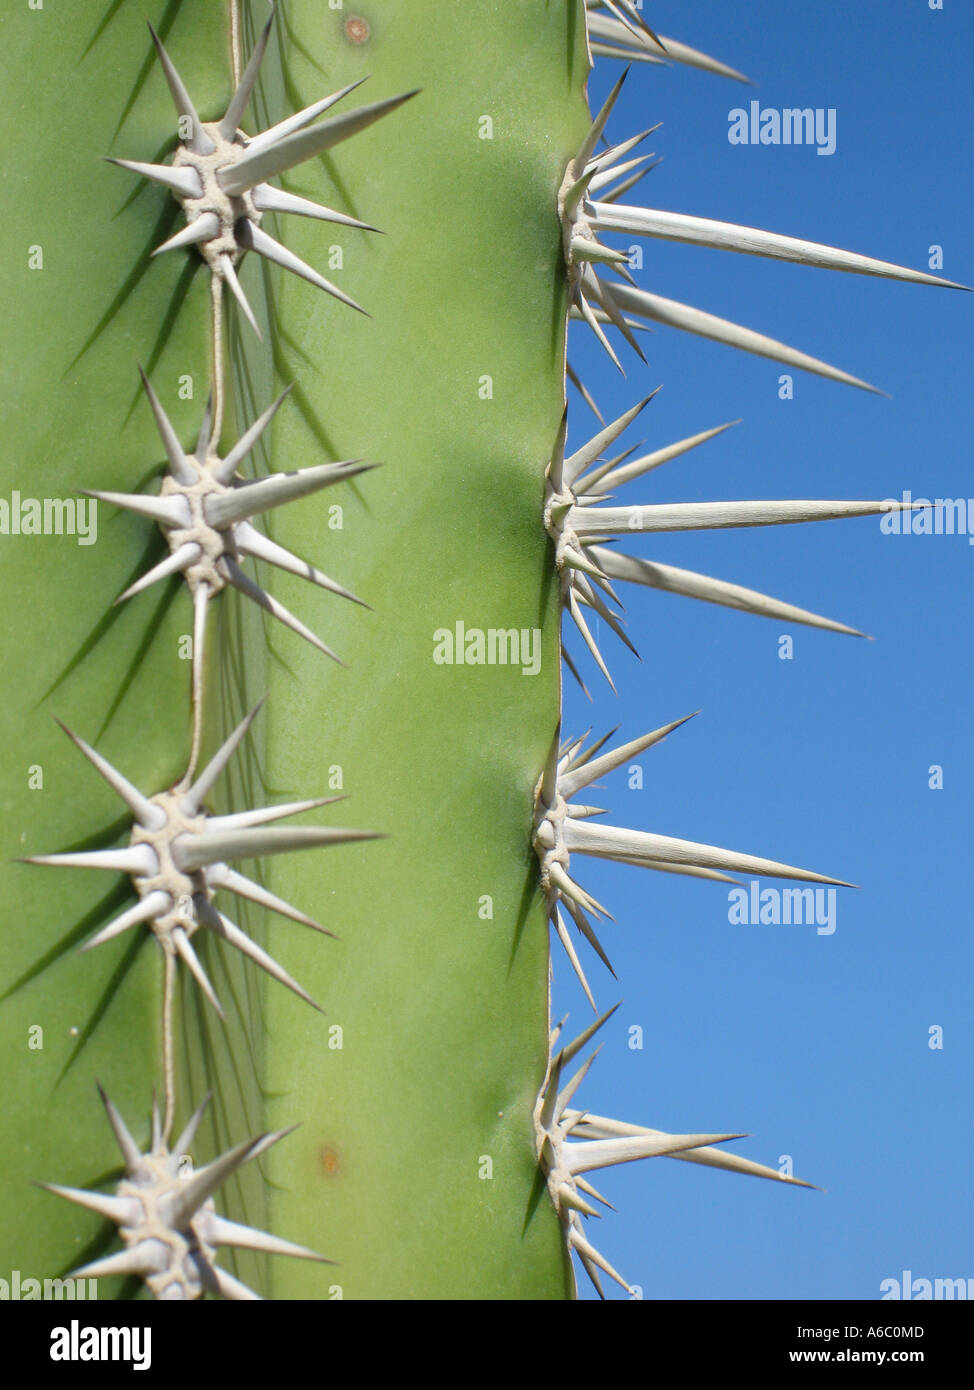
top-left (26, 2), bottom-right (404, 1297)
top-left (532, 1), bottom-right (967, 1296)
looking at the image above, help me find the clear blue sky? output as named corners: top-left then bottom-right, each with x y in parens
top-left (562, 0), bottom-right (974, 1300)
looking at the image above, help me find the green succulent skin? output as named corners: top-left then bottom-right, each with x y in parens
top-left (0, 0), bottom-right (586, 1299)
top-left (0, 0), bottom-right (223, 1296)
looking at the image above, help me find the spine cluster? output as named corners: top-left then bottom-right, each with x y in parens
top-left (31, 9), bottom-right (412, 1299)
top-left (534, 2), bottom-right (965, 1297)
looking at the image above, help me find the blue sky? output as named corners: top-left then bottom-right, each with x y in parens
top-left (561, 0), bottom-right (974, 1300)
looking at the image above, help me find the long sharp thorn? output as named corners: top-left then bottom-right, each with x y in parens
top-left (172, 1091), bottom-right (212, 1160)
top-left (206, 861), bottom-right (333, 935)
top-left (558, 1002), bottom-right (622, 1069)
top-left (204, 1263), bottom-right (261, 1300)
top-left (151, 213), bottom-right (220, 259)
top-left (565, 819), bottom-right (856, 886)
top-left (234, 521), bottom-right (366, 606)
top-left (219, 90), bottom-right (420, 196)
top-left (604, 281), bottom-right (884, 393)
top-left (115, 542), bottom-right (200, 604)
top-left (562, 895), bottom-right (616, 974)
top-left (576, 1246), bottom-right (607, 1299)
top-left (566, 1111), bottom-right (818, 1188)
top-left (600, 162), bottom-right (659, 203)
top-left (568, 726), bottom-right (618, 768)
top-left (576, 69), bottom-right (629, 172)
top-left (241, 78), bottom-right (371, 155)
top-left (593, 547), bottom-right (865, 637)
top-left (589, 124), bottom-right (661, 174)
top-left (206, 798), bottom-right (344, 832)
top-left (138, 369), bottom-right (195, 480)
top-left (72, 1247), bottom-right (160, 1281)
top-left (580, 421), bottom-right (738, 495)
top-left (572, 236), bottom-right (629, 267)
top-left (588, 204), bottom-right (971, 290)
top-left (23, 846), bottom-right (158, 875)
top-left (240, 222), bottom-right (367, 314)
top-left (564, 395), bottom-right (656, 487)
top-left (38, 1183), bottom-right (138, 1225)
top-left (576, 287), bottom-right (624, 373)
top-left (589, 153), bottom-right (654, 195)
top-left (553, 908), bottom-right (597, 1011)
top-left (562, 544), bottom-right (608, 581)
top-left (170, 1130), bottom-right (268, 1226)
top-left (555, 1049), bottom-right (602, 1120)
top-left (589, 40), bottom-right (665, 67)
top-left (204, 1213), bottom-right (326, 1262)
top-left (566, 362), bottom-right (604, 423)
top-left (547, 860), bottom-right (595, 913)
top-left (567, 1131), bottom-right (744, 1175)
top-left (571, 497), bottom-right (910, 538)
top-left (219, 255), bottom-right (261, 339)
top-left (105, 158), bottom-right (202, 199)
top-left (212, 387), bottom-right (293, 483)
top-left (244, 1126), bottom-right (298, 1166)
top-left (97, 1083), bottom-right (144, 1172)
top-left (79, 489), bottom-right (190, 528)
top-left (52, 719), bottom-right (165, 827)
top-left (562, 646), bottom-right (592, 700)
top-left (558, 1184), bottom-right (602, 1218)
top-left (540, 1072), bottom-right (563, 1134)
top-left (576, 1174), bottom-right (616, 1210)
top-left (181, 701), bottom-right (264, 814)
top-left (568, 1224), bottom-right (630, 1293)
top-left (571, 576), bottom-right (635, 657)
top-left (568, 588), bottom-right (616, 691)
top-left (582, 264), bottom-right (646, 360)
top-left (224, 560), bottom-right (343, 662)
top-left (176, 824), bottom-right (380, 872)
top-left (560, 714), bottom-right (697, 799)
top-left (173, 927), bottom-right (224, 1018)
top-left (252, 183), bottom-right (380, 232)
top-left (205, 460), bottom-right (371, 527)
top-left (636, 859), bottom-right (744, 885)
top-left (147, 23), bottom-right (214, 154)
top-left (205, 905), bottom-right (321, 1011)
top-left (586, 14), bottom-right (753, 83)
top-left (553, 865), bottom-right (614, 925)
top-left (81, 891), bottom-right (171, 952)
top-left (220, 14), bottom-right (274, 139)
top-left (600, 0), bottom-right (659, 45)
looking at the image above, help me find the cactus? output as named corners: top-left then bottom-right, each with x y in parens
top-left (1, 0), bottom-right (966, 1302)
